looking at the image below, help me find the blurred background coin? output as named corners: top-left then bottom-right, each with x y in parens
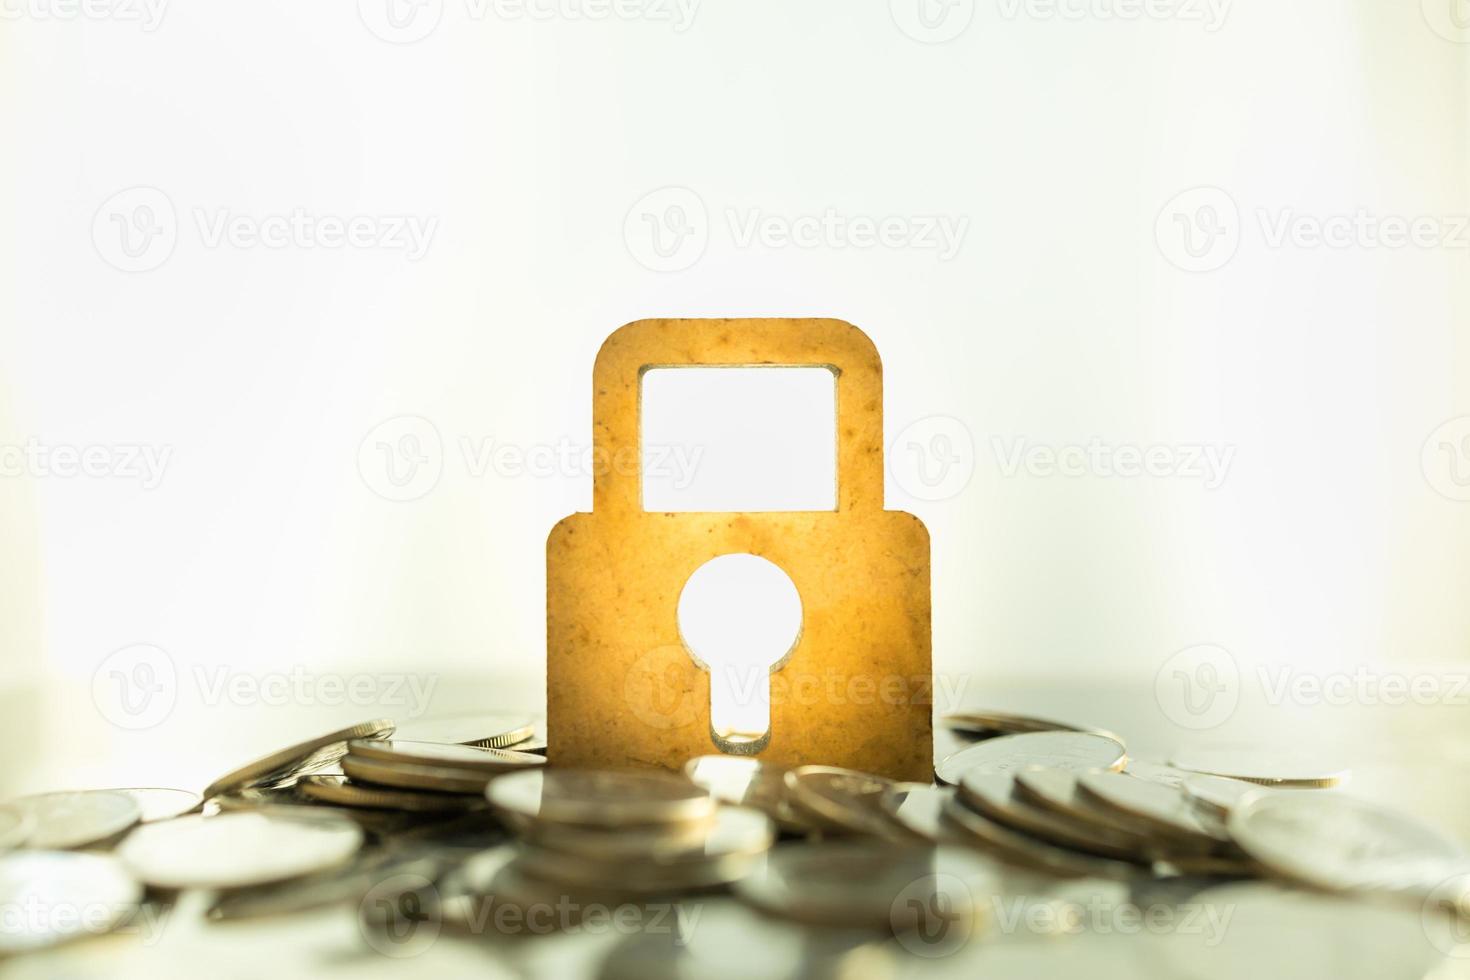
top-left (11, 791), bottom-right (140, 849)
top-left (937, 732), bottom-right (1127, 785)
top-left (0, 851), bottom-right (141, 953)
top-left (388, 713), bottom-right (534, 749)
top-left (1169, 744), bottom-right (1349, 788)
top-left (118, 809), bottom-right (363, 889)
top-left (1229, 791), bottom-right (1466, 900)
top-left (105, 788), bottom-right (201, 823)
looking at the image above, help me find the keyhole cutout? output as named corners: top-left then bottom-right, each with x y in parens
top-left (677, 553), bottom-right (803, 755)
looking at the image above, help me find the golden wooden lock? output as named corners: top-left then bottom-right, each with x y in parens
top-left (546, 317), bottom-right (932, 782)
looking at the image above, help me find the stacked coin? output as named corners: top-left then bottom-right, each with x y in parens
top-left (483, 770), bottom-right (775, 898)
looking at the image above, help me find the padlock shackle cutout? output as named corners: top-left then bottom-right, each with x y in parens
top-left (592, 318), bottom-right (885, 515)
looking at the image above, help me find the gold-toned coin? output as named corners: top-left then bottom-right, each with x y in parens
top-left (346, 739), bottom-right (545, 773)
top-left (11, 791), bottom-right (141, 849)
top-left (937, 731), bottom-right (1127, 785)
top-left (202, 719), bottom-right (394, 800)
top-left (940, 795), bottom-right (1138, 881)
top-left (943, 710), bottom-right (1115, 741)
top-left (389, 713), bottom-right (535, 749)
top-left (1168, 744), bottom-right (1349, 788)
top-left (118, 809), bottom-right (364, 889)
top-left (486, 770), bottom-right (716, 829)
top-left (298, 774), bottom-right (488, 813)
top-left (880, 784), bottom-right (967, 844)
top-left (341, 755), bottom-right (495, 795)
top-left (1228, 790), bottom-right (1466, 900)
top-left (958, 772), bottom-right (1149, 863)
top-left (782, 766), bottom-right (907, 839)
top-left (1076, 771), bottom-right (1232, 848)
top-left (0, 852), bottom-right (142, 953)
top-left (734, 841), bottom-right (997, 931)
top-left (1181, 774), bottom-right (1265, 815)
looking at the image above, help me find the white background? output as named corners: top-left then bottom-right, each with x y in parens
top-left (2, 1), bottom-right (1469, 779)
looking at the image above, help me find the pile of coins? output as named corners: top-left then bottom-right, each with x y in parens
top-left (3, 706), bottom-right (1469, 972)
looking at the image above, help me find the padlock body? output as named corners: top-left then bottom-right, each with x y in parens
top-left (547, 508), bottom-right (932, 782)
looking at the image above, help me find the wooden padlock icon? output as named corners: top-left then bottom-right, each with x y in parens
top-left (547, 318), bottom-right (932, 782)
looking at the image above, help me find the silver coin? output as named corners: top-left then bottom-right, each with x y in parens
top-left (940, 795), bottom-right (1139, 881)
top-left (937, 731), bottom-right (1127, 785)
top-left (1182, 773), bottom-right (1267, 815)
top-left (1228, 790), bottom-right (1466, 899)
top-left (345, 739), bottom-right (544, 773)
top-left (11, 791), bottom-right (141, 849)
top-left (1077, 771), bottom-right (1231, 847)
top-left (486, 770), bottom-right (715, 829)
top-left (103, 788), bottom-right (202, 823)
top-left (341, 756), bottom-right (496, 795)
top-left (943, 710), bottom-right (1113, 740)
top-left (1154, 882), bottom-right (1444, 980)
top-left (1169, 744), bottom-right (1349, 787)
top-left (0, 804), bottom-right (35, 851)
top-left (203, 719), bottom-right (394, 800)
top-left (959, 772), bottom-right (1150, 863)
top-left (1120, 759), bottom-right (1194, 789)
top-left (297, 774), bottom-right (487, 813)
top-left (734, 840), bottom-right (998, 931)
top-left (389, 713), bottom-right (535, 749)
top-left (516, 807), bottom-right (775, 893)
top-left (119, 809), bottom-right (363, 889)
top-left (1010, 768), bottom-right (1191, 855)
top-left (0, 851), bottom-right (142, 953)
top-left (782, 766), bottom-right (906, 839)
top-left (880, 784), bottom-right (966, 844)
